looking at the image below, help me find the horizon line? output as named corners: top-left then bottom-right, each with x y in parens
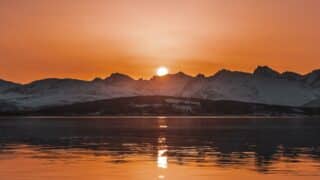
top-left (1, 65), bottom-right (319, 85)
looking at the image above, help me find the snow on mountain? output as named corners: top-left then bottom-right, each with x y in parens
top-left (304, 98), bottom-right (320, 107)
top-left (1, 78), bottom-right (98, 109)
top-left (197, 67), bottom-right (319, 106)
top-left (303, 70), bottom-right (320, 87)
top-left (141, 72), bottom-right (194, 96)
top-left (1, 66), bottom-right (320, 109)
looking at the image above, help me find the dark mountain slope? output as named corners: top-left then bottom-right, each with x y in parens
top-left (24, 96), bottom-right (320, 116)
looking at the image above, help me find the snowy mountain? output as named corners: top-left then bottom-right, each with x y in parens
top-left (1, 66), bottom-right (320, 110)
top-left (304, 98), bottom-right (320, 107)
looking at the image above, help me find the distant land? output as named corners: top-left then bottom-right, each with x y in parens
top-left (13, 96), bottom-right (319, 116)
top-left (0, 66), bottom-right (320, 115)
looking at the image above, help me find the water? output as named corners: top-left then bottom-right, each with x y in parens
top-left (0, 117), bottom-right (320, 180)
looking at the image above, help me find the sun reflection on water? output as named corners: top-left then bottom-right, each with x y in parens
top-left (157, 121), bottom-right (168, 179)
top-left (158, 118), bottom-right (168, 129)
top-left (159, 125), bottom-right (168, 129)
top-left (1, 118), bottom-right (320, 179)
top-left (157, 149), bottom-right (168, 169)
top-left (157, 137), bottom-right (168, 179)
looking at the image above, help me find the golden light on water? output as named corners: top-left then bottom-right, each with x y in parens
top-left (159, 125), bottom-right (168, 129)
top-left (157, 149), bottom-right (168, 169)
top-left (157, 136), bottom-right (168, 179)
top-left (157, 136), bottom-right (168, 169)
top-left (1, 118), bottom-right (320, 179)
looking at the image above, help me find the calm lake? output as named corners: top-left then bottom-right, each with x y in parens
top-left (0, 117), bottom-right (320, 180)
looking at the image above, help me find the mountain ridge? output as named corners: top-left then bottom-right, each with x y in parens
top-left (1, 66), bottom-right (320, 110)
top-left (3, 65), bottom-right (320, 85)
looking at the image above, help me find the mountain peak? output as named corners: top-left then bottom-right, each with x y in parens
top-left (281, 71), bottom-right (302, 81)
top-left (196, 73), bottom-right (206, 79)
top-left (304, 69), bottom-right (320, 85)
top-left (105, 73), bottom-right (133, 82)
top-left (0, 79), bottom-right (19, 86)
top-left (253, 66), bottom-right (280, 78)
top-left (309, 69), bottom-right (320, 75)
top-left (173, 72), bottom-right (192, 78)
top-left (151, 72), bottom-right (192, 81)
top-left (211, 69), bottom-right (250, 79)
top-left (214, 69), bottom-right (232, 76)
top-left (0, 79), bottom-right (21, 91)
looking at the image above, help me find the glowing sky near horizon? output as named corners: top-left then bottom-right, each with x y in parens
top-left (1, 0), bottom-right (320, 83)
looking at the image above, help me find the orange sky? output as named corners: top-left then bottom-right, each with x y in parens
top-left (1, 0), bottom-right (320, 83)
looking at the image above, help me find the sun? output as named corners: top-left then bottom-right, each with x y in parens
top-left (156, 66), bottom-right (169, 76)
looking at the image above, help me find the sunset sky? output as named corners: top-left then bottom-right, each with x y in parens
top-left (1, 0), bottom-right (320, 83)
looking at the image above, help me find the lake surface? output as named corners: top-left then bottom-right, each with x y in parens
top-left (0, 117), bottom-right (320, 180)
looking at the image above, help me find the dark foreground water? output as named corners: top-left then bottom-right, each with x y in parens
top-left (0, 117), bottom-right (320, 180)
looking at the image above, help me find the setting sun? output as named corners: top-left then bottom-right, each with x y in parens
top-left (156, 67), bottom-right (169, 76)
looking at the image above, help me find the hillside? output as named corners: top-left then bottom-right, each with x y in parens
top-left (18, 96), bottom-right (320, 116)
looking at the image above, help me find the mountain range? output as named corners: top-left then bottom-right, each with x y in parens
top-left (1, 66), bottom-right (320, 112)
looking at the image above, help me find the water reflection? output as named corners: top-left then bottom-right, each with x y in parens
top-left (157, 118), bottom-right (168, 179)
top-left (157, 137), bottom-right (168, 179)
top-left (158, 118), bottom-right (168, 129)
top-left (157, 137), bottom-right (168, 169)
top-left (0, 117), bottom-right (320, 178)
